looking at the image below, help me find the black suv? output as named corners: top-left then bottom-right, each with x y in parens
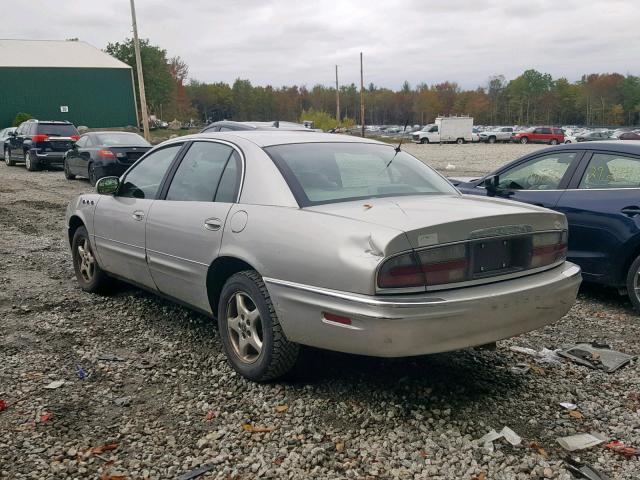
top-left (4, 120), bottom-right (79, 171)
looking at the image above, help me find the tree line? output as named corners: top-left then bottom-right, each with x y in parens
top-left (106, 38), bottom-right (640, 127)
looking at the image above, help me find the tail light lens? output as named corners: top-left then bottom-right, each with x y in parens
top-left (98, 149), bottom-right (115, 158)
top-left (530, 231), bottom-right (567, 268)
top-left (32, 134), bottom-right (49, 142)
top-left (70, 135), bottom-right (80, 141)
top-left (377, 231), bottom-right (568, 290)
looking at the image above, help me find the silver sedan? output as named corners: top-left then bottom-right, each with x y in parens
top-left (65, 131), bottom-right (581, 381)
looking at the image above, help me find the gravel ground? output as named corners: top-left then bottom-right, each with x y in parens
top-left (1, 146), bottom-right (639, 480)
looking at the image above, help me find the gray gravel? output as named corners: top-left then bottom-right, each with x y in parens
top-left (1, 147), bottom-right (639, 479)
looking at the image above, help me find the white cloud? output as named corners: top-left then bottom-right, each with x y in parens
top-left (4, 0), bottom-right (638, 89)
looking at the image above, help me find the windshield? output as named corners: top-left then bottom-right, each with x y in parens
top-left (37, 123), bottom-right (78, 137)
top-left (95, 133), bottom-right (151, 147)
top-left (264, 142), bottom-right (458, 207)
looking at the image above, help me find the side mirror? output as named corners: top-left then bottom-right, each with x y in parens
top-left (96, 176), bottom-right (119, 195)
top-left (483, 175), bottom-right (500, 196)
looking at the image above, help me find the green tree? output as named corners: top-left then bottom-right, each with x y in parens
top-left (12, 112), bottom-right (33, 126)
top-left (105, 39), bottom-right (174, 116)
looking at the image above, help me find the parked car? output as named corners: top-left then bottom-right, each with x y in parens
top-left (619, 131), bottom-right (640, 141)
top-left (576, 131), bottom-right (615, 142)
top-left (4, 119), bottom-right (79, 170)
top-left (511, 127), bottom-right (564, 145)
top-left (479, 127), bottom-right (514, 143)
top-left (66, 131), bottom-right (580, 381)
top-left (0, 127), bottom-right (16, 160)
top-left (64, 132), bottom-right (152, 185)
top-left (451, 141), bottom-right (640, 309)
top-left (201, 120), bottom-right (316, 134)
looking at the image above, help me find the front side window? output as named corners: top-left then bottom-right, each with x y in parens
top-left (498, 152), bottom-right (577, 190)
top-left (579, 153), bottom-right (640, 189)
top-left (119, 144), bottom-right (183, 199)
top-left (265, 142), bottom-right (458, 206)
top-left (166, 142), bottom-right (235, 202)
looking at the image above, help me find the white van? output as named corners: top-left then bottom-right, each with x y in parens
top-left (412, 116), bottom-right (474, 144)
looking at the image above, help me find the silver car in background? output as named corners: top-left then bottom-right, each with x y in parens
top-left (66, 132), bottom-right (581, 381)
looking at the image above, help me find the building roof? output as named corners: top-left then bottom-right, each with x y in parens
top-left (0, 39), bottom-right (131, 69)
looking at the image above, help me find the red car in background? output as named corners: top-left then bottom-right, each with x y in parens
top-left (511, 127), bottom-right (565, 145)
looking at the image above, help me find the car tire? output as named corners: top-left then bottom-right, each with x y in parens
top-left (88, 163), bottom-right (97, 186)
top-left (565, 140), bottom-right (572, 144)
top-left (488, 136), bottom-right (496, 144)
top-left (72, 226), bottom-right (113, 294)
top-left (25, 151), bottom-right (40, 171)
top-left (218, 270), bottom-right (300, 382)
top-left (4, 147), bottom-right (15, 166)
top-left (420, 138), bottom-right (429, 144)
top-left (64, 158), bottom-right (76, 180)
top-left (550, 139), bottom-right (558, 145)
top-left (456, 138), bottom-right (465, 144)
top-left (520, 137), bottom-right (529, 144)
top-left (626, 255), bottom-right (640, 311)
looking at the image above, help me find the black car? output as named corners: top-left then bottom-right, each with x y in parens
top-left (4, 120), bottom-right (79, 171)
top-left (64, 132), bottom-right (151, 185)
top-left (451, 141), bottom-right (640, 309)
top-left (0, 127), bottom-right (16, 161)
top-left (200, 120), bottom-right (313, 133)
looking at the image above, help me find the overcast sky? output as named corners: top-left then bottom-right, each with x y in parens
top-left (5, 0), bottom-right (638, 90)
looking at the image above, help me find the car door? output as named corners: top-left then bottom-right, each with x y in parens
top-left (554, 150), bottom-right (640, 284)
top-left (145, 140), bottom-right (242, 312)
top-left (10, 123), bottom-right (27, 160)
top-left (93, 143), bottom-right (184, 289)
top-left (76, 134), bottom-right (95, 175)
top-left (463, 150), bottom-right (582, 208)
top-left (67, 135), bottom-right (87, 173)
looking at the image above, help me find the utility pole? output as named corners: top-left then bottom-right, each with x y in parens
top-left (335, 65), bottom-right (340, 125)
top-left (130, 0), bottom-right (150, 141)
top-left (360, 52), bottom-right (365, 137)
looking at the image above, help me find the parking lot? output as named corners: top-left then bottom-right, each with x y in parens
top-left (1, 144), bottom-right (639, 480)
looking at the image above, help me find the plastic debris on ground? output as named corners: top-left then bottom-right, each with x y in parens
top-left (0, 399), bottom-right (7, 412)
top-left (556, 432), bottom-right (607, 451)
top-left (510, 363), bottom-right (530, 375)
top-left (604, 440), bottom-right (639, 459)
top-left (560, 402), bottom-right (578, 410)
top-left (509, 345), bottom-right (563, 365)
top-left (557, 342), bottom-right (636, 373)
top-left (477, 426), bottom-right (522, 451)
top-left (176, 463), bottom-right (216, 480)
top-left (76, 364), bottom-right (88, 380)
top-left (44, 379), bottom-right (65, 389)
top-left (564, 457), bottom-right (610, 480)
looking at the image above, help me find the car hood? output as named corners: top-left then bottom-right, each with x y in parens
top-left (305, 195), bottom-right (567, 250)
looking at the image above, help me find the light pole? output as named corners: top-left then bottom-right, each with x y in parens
top-left (129, 0), bottom-right (150, 141)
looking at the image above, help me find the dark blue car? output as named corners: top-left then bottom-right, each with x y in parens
top-left (451, 141), bottom-right (640, 309)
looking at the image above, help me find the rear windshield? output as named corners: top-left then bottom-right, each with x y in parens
top-left (95, 133), bottom-right (150, 147)
top-left (37, 123), bottom-right (78, 137)
top-left (265, 142), bottom-right (458, 207)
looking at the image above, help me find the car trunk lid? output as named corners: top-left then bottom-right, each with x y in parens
top-left (107, 146), bottom-right (151, 165)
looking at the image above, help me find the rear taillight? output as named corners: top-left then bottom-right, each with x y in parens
top-left (530, 231), bottom-right (567, 268)
top-left (417, 244), bottom-right (468, 286)
top-left (70, 135), bottom-right (80, 140)
top-left (32, 134), bottom-right (49, 142)
top-left (98, 149), bottom-right (115, 158)
top-left (377, 252), bottom-right (425, 288)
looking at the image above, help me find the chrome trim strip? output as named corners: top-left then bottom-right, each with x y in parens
top-left (146, 248), bottom-right (209, 267)
top-left (263, 277), bottom-right (447, 306)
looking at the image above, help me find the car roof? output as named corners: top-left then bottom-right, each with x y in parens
top-left (171, 131), bottom-right (386, 148)
top-left (549, 140), bottom-right (640, 154)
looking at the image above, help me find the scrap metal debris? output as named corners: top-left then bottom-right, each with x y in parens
top-left (176, 463), bottom-right (216, 480)
top-left (560, 402), bottom-right (578, 411)
top-left (510, 345), bottom-right (563, 365)
top-left (477, 426), bottom-right (522, 451)
top-left (557, 432), bottom-right (607, 451)
top-left (558, 343), bottom-right (636, 373)
top-left (44, 379), bottom-right (65, 389)
top-left (564, 457), bottom-right (610, 480)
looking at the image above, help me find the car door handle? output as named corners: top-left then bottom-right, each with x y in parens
top-left (132, 210), bottom-right (145, 221)
top-left (621, 206), bottom-right (640, 217)
top-left (204, 218), bottom-right (222, 231)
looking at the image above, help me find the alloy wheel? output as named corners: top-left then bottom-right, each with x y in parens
top-left (25, 153), bottom-right (31, 170)
top-left (226, 291), bottom-right (263, 363)
top-left (77, 238), bottom-right (95, 282)
top-left (4, 148), bottom-right (9, 165)
top-left (89, 164), bottom-right (96, 185)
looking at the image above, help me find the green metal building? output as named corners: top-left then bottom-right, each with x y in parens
top-left (0, 39), bottom-right (138, 128)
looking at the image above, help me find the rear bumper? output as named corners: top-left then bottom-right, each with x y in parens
top-left (95, 163), bottom-right (129, 179)
top-left (265, 262), bottom-right (581, 357)
top-left (34, 151), bottom-right (65, 165)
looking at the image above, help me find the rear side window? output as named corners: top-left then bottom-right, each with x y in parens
top-left (165, 141), bottom-right (237, 202)
top-left (36, 123), bottom-right (78, 136)
top-left (553, 129), bottom-right (563, 135)
top-left (119, 144), bottom-right (183, 199)
top-left (538, 128), bottom-right (552, 135)
top-left (579, 153), bottom-right (640, 189)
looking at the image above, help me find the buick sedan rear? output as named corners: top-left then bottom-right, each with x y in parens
top-left (66, 132), bottom-right (581, 381)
